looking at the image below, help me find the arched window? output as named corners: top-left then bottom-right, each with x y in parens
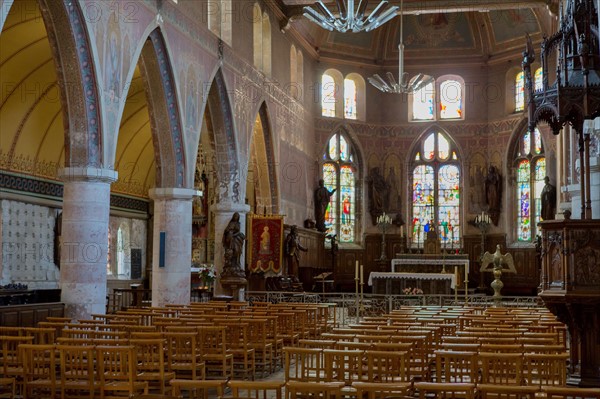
top-left (344, 78), bottom-right (357, 119)
top-left (439, 79), bottom-right (462, 119)
top-left (297, 51), bottom-right (304, 101)
top-left (515, 71), bottom-right (525, 112)
top-left (261, 12), bottom-right (271, 76)
top-left (412, 81), bottom-right (435, 120)
top-left (208, 0), bottom-right (232, 45)
top-left (322, 73), bottom-right (336, 117)
top-left (321, 70), bottom-right (365, 120)
top-left (290, 45), bottom-right (297, 98)
top-left (252, 3), bottom-right (271, 75)
top-left (515, 127), bottom-right (546, 241)
top-left (253, 4), bottom-right (262, 70)
top-left (322, 131), bottom-right (357, 243)
top-left (534, 67), bottom-right (543, 91)
top-left (410, 131), bottom-right (461, 247)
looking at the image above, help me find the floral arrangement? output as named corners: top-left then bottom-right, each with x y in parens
top-left (198, 263), bottom-right (216, 283)
top-left (402, 287), bottom-right (423, 295)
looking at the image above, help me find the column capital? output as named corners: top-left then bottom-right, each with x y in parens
top-left (149, 187), bottom-right (199, 200)
top-left (210, 202), bottom-right (251, 215)
top-left (59, 167), bottom-right (118, 183)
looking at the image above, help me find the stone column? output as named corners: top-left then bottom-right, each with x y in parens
top-left (211, 202), bottom-right (251, 300)
top-left (149, 188), bottom-right (196, 307)
top-left (59, 167), bottom-right (117, 320)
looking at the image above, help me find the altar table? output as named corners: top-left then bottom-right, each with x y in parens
top-left (368, 272), bottom-right (456, 295)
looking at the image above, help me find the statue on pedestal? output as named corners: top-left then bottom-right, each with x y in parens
top-left (540, 176), bottom-right (557, 221)
top-left (484, 165), bottom-right (502, 226)
top-left (284, 225), bottom-right (307, 277)
top-left (221, 212), bottom-right (246, 279)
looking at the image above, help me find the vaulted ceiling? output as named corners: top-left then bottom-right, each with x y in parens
top-left (278, 0), bottom-right (559, 66)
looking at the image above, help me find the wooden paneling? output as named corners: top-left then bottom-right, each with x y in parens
top-left (0, 302), bottom-right (65, 327)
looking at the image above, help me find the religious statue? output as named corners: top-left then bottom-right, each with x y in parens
top-left (484, 165), bottom-right (502, 226)
top-left (369, 167), bottom-right (390, 225)
top-left (314, 179), bottom-right (336, 232)
top-left (284, 225), bottom-right (307, 277)
top-left (540, 176), bottom-right (557, 221)
top-left (222, 212), bottom-right (246, 278)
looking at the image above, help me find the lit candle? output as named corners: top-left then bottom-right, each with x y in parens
top-left (360, 265), bottom-right (364, 285)
top-left (355, 261), bottom-right (359, 280)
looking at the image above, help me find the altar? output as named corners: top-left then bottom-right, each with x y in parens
top-left (368, 272), bottom-right (456, 295)
top-left (391, 255), bottom-right (469, 287)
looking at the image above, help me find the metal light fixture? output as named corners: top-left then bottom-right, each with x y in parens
top-left (368, 0), bottom-right (433, 93)
top-left (303, 0), bottom-right (398, 33)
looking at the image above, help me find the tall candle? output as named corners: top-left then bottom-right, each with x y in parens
top-left (355, 261), bottom-right (359, 280)
top-left (360, 265), bottom-right (364, 285)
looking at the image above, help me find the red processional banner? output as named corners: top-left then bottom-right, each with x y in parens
top-left (247, 214), bottom-right (284, 274)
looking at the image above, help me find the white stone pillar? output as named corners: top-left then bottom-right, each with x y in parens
top-left (59, 167), bottom-right (117, 320)
top-left (210, 202), bottom-right (251, 298)
top-left (149, 188), bottom-right (196, 307)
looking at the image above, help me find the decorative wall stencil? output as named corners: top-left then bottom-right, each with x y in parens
top-left (1, 200), bottom-right (59, 288)
top-left (405, 13), bottom-right (474, 49)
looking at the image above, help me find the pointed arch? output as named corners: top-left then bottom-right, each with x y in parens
top-left (320, 125), bottom-right (363, 243)
top-left (408, 126), bottom-right (462, 247)
top-left (136, 28), bottom-right (187, 188)
top-left (248, 102), bottom-right (279, 214)
top-left (204, 68), bottom-right (239, 191)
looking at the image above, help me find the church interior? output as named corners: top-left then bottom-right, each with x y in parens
top-left (1, 0), bottom-right (600, 396)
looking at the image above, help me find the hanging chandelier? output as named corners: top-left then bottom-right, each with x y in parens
top-left (303, 0), bottom-right (399, 33)
top-left (368, 0), bottom-right (433, 93)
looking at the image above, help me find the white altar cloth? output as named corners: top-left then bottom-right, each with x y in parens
top-left (368, 272), bottom-right (456, 289)
top-left (391, 258), bottom-right (469, 274)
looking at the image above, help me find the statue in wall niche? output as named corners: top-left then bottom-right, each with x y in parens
top-left (221, 212), bottom-right (246, 278)
top-left (484, 165), bottom-right (502, 226)
top-left (540, 176), bottom-right (557, 221)
top-left (369, 167), bottom-right (390, 225)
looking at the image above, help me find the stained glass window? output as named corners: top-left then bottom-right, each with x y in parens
top-left (413, 81), bottom-right (435, 120)
top-left (439, 80), bottom-right (462, 119)
top-left (514, 127), bottom-right (545, 242)
top-left (534, 67), bottom-right (543, 91)
top-left (322, 131), bottom-right (357, 243)
top-left (517, 160), bottom-right (531, 241)
top-left (515, 71), bottom-right (525, 112)
top-left (411, 131), bottom-right (461, 247)
top-left (344, 78), bottom-right (357, 119)
top-left (322, 74), bottom-right (336, 117)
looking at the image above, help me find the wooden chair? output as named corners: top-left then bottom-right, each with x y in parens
top-left (285, 381), bottom-right (344, 399)
top-left (542, 386), bottom-right (600, 399)
top-left (433, 350), bottom-right (478, 383)
top-left (364, 350), bottom-right (410, 383)
top-left (479, 352), bottom-right (524, 385)
top-left (227, 380), bottom-right (285, 399)
top-left (1, 335), bottom-right (34, 394)
top-left (22, 328), bottom-right (56, 345)
top-left (0, 378), bottom-right (15, 399)
top-left (197, 326), bottom-right (233, 380)
top-left (284, 347), bottom-right (324, 382)
top-left (476, 384), bottom-right (539, 399)
top-left (243, 318), bottom-right (273, 376)
top-left (163, 332), bottom-right (205, 380)
top-left (57, 344), bottom-right (100, 399)
top-left (221, 322), bottom-right (255, 380)
top-left (170, 378), bottom-right (227, 399)
top-left (523, 353), bottom-right (569, 387)
top-left (352, 381), bottom-right (412, 399)
top-left (323, 349), bottom-right (365, 395)
top-left (97, 345), bottom-right (149, 399)
top-left (130, 338), bottom-right (175, 395)
top-left (20, 344), bottom-right (57, 399)
top-left (413, 382), bottom-right (475, 399)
